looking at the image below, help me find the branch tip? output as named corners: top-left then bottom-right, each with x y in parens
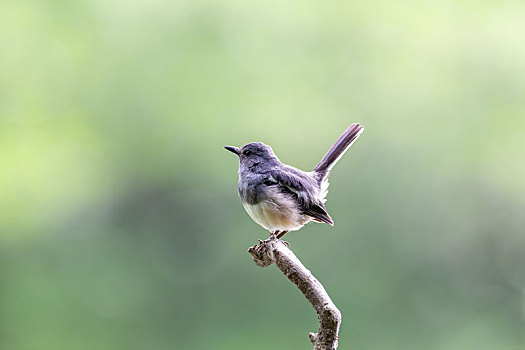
top-left (309, 332), bottom-right (318, 344)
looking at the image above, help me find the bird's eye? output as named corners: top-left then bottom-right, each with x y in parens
top-left (243, 149), bottom-right (252, 156)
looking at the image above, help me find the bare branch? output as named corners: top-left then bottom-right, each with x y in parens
top-left (248, 235), bottom-right (342, 350)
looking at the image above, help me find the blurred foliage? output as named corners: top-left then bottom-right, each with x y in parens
top-left (1, 0), bottom-right (525, 349)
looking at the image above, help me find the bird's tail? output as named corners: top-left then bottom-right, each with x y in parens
top-left (313, 123), bottom-right (364, 182)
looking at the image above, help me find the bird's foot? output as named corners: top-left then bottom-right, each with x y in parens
top-left (249, 232), bottom-right (291, 266)
top-left (271, 230), bottom-right (289, 246)
top-left (276, 230), bottom-right (288, 239)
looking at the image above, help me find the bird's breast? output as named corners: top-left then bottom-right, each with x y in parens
top-left (241, 186), bottom-right (310, 232)
top-left (238, 179), bottom-right (260, 205)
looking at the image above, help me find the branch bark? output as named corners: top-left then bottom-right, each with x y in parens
top-left (248, 235), bottom-right (342, 350)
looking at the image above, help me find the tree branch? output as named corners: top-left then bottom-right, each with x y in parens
top-left (248, 235), bottom-right (342, 350)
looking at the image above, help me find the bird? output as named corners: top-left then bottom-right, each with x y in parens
top-left (225, 123), bottom-right (364, 239)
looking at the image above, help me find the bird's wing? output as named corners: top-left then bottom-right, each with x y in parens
top-left (268, 168), bottom-right (334, 226)
top-left (302, 201), bottom-right (334, 226)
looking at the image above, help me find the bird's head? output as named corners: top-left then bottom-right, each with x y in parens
top-left (224, 142), bottom-right (279, 171)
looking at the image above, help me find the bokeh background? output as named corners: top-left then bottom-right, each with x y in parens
top-left (1, 0), bottom-right (524, 349)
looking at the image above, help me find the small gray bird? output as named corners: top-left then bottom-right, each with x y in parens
top-left (225, 123), bottom-right (364, 239)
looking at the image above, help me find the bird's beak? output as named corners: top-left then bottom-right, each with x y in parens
top-left (224, 146), bottom-right (240, 155)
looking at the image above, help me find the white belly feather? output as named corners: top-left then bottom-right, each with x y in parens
top-left (242, 197), bottom-right (310, 232)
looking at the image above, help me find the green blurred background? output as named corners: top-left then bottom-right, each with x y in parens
top-left (1, 0), bottom-right (524, 349)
